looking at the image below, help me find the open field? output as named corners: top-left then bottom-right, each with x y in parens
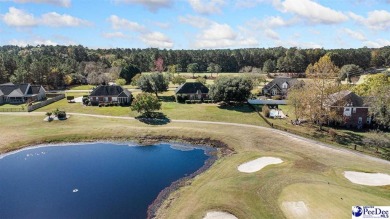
top-left (0, 114), bottom-right (389, 219)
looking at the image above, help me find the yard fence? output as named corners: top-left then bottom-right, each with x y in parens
top-left (0, 108), bottom-right (26, 112)
top-left (27, 94), bottom-right (65, 112)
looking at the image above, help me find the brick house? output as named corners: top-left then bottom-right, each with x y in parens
top-left (89, 85), bottom-right (132, 105)
top-left (175, 82), bottom-right (209, 103)
top-left (326, 90), bottom-right (371, 129)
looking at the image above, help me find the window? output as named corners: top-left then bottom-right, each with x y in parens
top-left (282, 82), bottom-right (288, 89)
top-left (353, 108), bottom-right (356, 113)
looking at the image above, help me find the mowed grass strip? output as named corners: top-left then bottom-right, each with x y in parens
top-left (36, 94), bottom-right (267, 126)
top-left (0, 114), bottom-right (389, 219)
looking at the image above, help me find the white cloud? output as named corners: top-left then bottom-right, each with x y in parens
top-left (102, 31), bottom-right (130, 39)
top-left (113, 0), bottom-right (172, 12)
top-left (1, 7), bottom-right (91, 27)
top-left (41, 12), bottom-right (91, 27)
top-left (251, 16), bottom-right (297, 29)
top-left (178, 15), bottom-right (212, 28)
top-left (349, 10), bottom-right (390, 30)
top-left (343, 28), bottom-right (366, 41)
top-left (107, 15), bottom-right (147, 33)
top-left (2, 7), bottom-right (38, 27)
top-left (194, 23), bottom-right (258, 48)
top-left (12, 0), bottom-right (71, 7)
top-left (275, 39), bottom-right (322, 48)
top-left (264, 28), bottom-right (280, 40)
top-left (188, 0), bottom-right (226, 14)
top-left (153, 21), bottom-right (170, 29)
top-left (140, 32), bottom-right (173, 48)
top-left (8, 38), bottom-right (58, 46)
top-left (363, 39), bottom-right (390, 48)
top-left (279, 0), bottom-right (348, 24)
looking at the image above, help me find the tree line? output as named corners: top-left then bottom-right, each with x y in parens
top-left (1, 45), bottom-right (390, 88)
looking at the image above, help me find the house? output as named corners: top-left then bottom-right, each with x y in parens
top-left (89, 85), bottom-right (132, 105)
top-left (0, 83), bottom-right (46, 104)
top-left (175, 82), bottom-right (209, 102)
top-left (326, 90), bottom-right (370, 129)
top-left (262, 78), bottom-right (303, 97)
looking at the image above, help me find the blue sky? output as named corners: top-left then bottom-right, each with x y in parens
top-left (0, 0), bottom-right (389, 49)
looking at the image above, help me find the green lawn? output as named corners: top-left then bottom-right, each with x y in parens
top-left (0, 103), bottom-right (25, 109)
top-left (69, 85), bottom-right (95, 90)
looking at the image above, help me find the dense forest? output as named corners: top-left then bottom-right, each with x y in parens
top-left (0, 45), bottom-right (390, 89)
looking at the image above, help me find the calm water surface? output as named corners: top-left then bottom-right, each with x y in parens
top-left (0, 142), bottom-right (210, 219)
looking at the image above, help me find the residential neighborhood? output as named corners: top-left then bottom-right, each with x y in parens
top-left (0, 0), bottom-right (390, 218)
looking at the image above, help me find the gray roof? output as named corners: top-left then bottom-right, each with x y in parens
top-left (175, 82), bottom-right (209, 94)
top-left (30, 85), bottom-right (42, 94)
top-left (90, 85), bottom-right (131, 97)
top-left (118, 89), bottom-right (131, 97)
top-left (263, 78), bottom-right (302, 90)
top-left (0, 84), bottom-right (30, 95)
top-left (7, 88), bottom-right (24, 97)
top-left (326, 90), bottom-right (365, 107)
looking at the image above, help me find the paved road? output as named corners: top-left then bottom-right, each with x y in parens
top-left (1, 112), bottom-right (389, 165)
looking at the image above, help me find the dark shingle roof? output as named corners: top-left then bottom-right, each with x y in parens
top-left (30, 85), bottom-right (42, 94)
top-left (118, 89), bottom-right (131, 97)
top-left (263, 78), bottom-right (302, 90)
top-left (175, 82), bottom-right (209, 94)
top-left (0, 85), bottom-right (18, 95)
top-left (326, 90), bottom-right (365, 107)
top-left (90, 85), bottom-right (130, 96)
top-left (19, 84), bottom-right (29, 94)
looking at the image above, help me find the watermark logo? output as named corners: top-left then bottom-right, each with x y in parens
top-left (352, 206), bottom-right (363, 217)
top-left (352, 206), bottom-right (390, 219)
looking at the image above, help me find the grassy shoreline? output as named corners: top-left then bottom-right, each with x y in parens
top-left (1, 114), bottom-right (389, 219)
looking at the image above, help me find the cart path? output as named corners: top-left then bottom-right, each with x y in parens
top-left (1, 112), bottom-right (389, 165)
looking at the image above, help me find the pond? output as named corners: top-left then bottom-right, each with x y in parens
top-left (0, 142), bottom-right (212, 218)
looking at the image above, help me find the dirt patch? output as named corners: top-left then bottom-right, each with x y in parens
top-left (293, 157), bottom-right (328, 172)
top-left (344, 171), bottom-right (390, 186)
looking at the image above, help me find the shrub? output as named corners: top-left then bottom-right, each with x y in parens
top-left (328, 129), bottom-right (337, 140)
top-left (262, 105), bottom-right (270, 117)
top-left (66, 96), bottom-right (74, 101)
top-left (57, 111), bottom-right (66, 120)
top-left (99, 104), bottom-right (103, 107)
top-left (185, 100), bottom-right (192, 104)
top-left (272, 95), bottom-right (282, 100)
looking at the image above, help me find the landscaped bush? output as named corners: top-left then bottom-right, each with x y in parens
top-left (57, 111), bottom-right (67, 120)
top-left (98, 104), bottom-right (103, 107)
top-left (262, 105), bottom-right (270, 117)
top-left (185, 100), bottom-right (192, 104)
top-left (67, 96), bottom-right (74, 101)
top-left (176, 95), bottom-right (188, 103)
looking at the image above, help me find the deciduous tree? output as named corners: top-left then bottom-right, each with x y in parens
top-left (137, 72), bottom-right (169, 97)
top-left (209, 76), bottom-right (253, 102)
top-left (131, 93), bottom-right (161, 116)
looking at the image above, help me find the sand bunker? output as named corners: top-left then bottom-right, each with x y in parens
top-left (203, 211), bottom-right (238, 219)
top-left (238, 157), bottom-right (283, 173)
top-left (344, 171), bottom-right (390, 186)
top-left (282, 201), bottom-right (309, 219)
